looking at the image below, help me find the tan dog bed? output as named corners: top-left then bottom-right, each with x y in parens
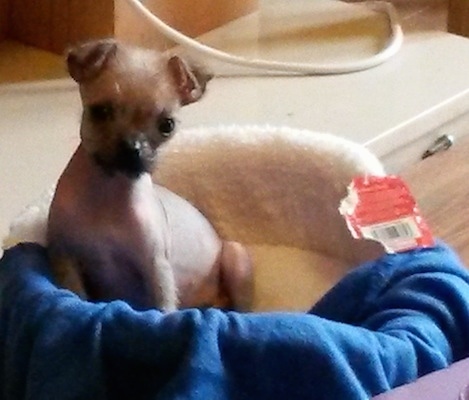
top-left (3, 125), bottom-right (385, 311)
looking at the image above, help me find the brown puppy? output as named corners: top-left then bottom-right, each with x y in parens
top-left (47, 39), bottom-right (252, 312)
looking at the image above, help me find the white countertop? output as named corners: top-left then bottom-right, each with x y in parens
top-left (2, 0), bottom-right (469, 243)
top-left (178, 0), bottom-right (469, 158)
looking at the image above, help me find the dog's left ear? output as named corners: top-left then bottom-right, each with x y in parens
top-left (167, 56), bottom-right (212, 106)
top-left (67, 39), bottom-right (117, 83)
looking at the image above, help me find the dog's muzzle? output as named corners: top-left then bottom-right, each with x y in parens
top-left (115, 138), bottom-right (154, 178)
top-left (94, 137), bottom-right (155, 178)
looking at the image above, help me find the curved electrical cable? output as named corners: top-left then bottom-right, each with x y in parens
top-left (126, 0), bottom-right (403, 75)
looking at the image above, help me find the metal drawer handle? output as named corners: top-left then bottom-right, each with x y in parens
top-left (421, 134), bottom-right (454, 159)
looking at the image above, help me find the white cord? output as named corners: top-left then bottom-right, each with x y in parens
top-left (126, 0), bottom-right (403, 75)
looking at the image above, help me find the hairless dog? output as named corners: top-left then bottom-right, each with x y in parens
top-left (47, 39), bottom-right (253, 312)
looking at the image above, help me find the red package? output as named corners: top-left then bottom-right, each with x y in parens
top-left (339, 175), bottom-right (434, 253)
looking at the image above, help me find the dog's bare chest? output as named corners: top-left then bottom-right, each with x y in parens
top-left (66, 176), bottom-right (165, 263)
top-left (48, 147), bottom-right (224, 308)
top-left (49, 170), bottom-right (169, 303)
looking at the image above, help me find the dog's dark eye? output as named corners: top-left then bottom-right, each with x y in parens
top-left (89, 103), bottom-right (115, 122)
top-left (158, 117), bottom-right (175, 137)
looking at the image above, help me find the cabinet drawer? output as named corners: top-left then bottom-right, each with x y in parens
top-left (378, 110), bottom-right (469, 173)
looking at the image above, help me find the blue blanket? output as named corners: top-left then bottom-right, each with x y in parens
top-left (1, 242), bottom-right (469, 399)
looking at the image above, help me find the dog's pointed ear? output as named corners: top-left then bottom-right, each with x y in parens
top-left (167, 56), bottom-right (212, 106)
top-left (67, 39), bottom-right (118, 83)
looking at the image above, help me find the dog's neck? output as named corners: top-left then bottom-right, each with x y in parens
top-left (66, 144), bottom-right (154, 208)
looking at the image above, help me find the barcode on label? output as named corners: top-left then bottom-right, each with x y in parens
top-left (361, 217), bottom-right (421, 243)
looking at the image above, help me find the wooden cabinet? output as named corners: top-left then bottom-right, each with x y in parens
top-left (0, 0), bottom-right (258, 54)
top-left (2, 0), bottom-right (114, 53)
top-left (0, 0), bottom-right (7, 41)
top-left (448, 0), bottom-right (469, 38)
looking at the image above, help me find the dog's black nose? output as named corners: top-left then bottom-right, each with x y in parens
top-left (121, 139), bottom-right (142, 158)
top-left (115, 139), bottom-right (148, 178)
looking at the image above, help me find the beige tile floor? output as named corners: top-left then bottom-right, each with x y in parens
top-left (0, 41), bottom-right (66, 84)
top-left (385, 0), bottom-right (448, 32)
top-left (347, 0), bottom-right (448, 32)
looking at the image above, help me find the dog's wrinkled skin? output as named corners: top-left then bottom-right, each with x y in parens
top-left (47, 39), bottom-right (253, 312)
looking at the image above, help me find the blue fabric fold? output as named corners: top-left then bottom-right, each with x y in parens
top-left (1, 242), bottom-right (469, 400)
